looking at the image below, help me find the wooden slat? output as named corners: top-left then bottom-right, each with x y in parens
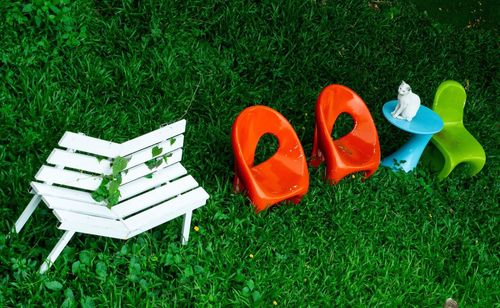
top-left (33, 162), bottom-right (188, 204)
top-left (113, 175), bottom-right (199, 218)
top-left (31, 182), bottom-right (101, 204)
top-left (120, 162), bottom-right (187, 200)
top-left (124, 135), bottom-right (184, 169)
top-left (120, 120), bottom-right (186, 156)
top-left (58, 132), bottom-right (120, 158)
top-left (53, 209), bottom-right (129, 239)
top-left (124, 187), bottom-right (209, 233)
top-left (42, 196), bottom-right (118, 219)
top-left (47, 149), bottom-right (111, 174)
top-left (35, 166), bottom-right (101, 191)
top-left (121, 149), bottom-right (183, 185)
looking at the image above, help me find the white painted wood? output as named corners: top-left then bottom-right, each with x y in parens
top-left (120, 120), bottom-right (186, 156)
top-left (14, 195), bottom-right (42, 233)
top-left (119, 162), bottom-right (187, 200)
top-left (125, 187), bottom-right (209, 233)
top-left (58, 132), bottom-right (120, 158)
top-left (39, 230), bottom-right (75, 274)
top-left (53, 209), bottom-right (129, 238)
top-left (42, 196), bottom-right (118, 219)
top-left (30, 182), bottom-right (101, 204)
top-left (58, 221), bottom-right (129, 239)
top-left (47, 149), bottom-right (111, 174)
top-left (113, 175), bottom-right (199, 218)
top-left (121, 148), bottom-right (183, 185)
top-left (35, 166), bottom-right (101, 191)
top-left (124, 135), bottom-right (184, 169)
top-left (181, 210), bottom-right (193, 245)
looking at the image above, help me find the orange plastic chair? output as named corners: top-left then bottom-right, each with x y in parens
top-left (310, 85), bottom-right (381, 183)
top-left (232, 105), bottom-right (309, 212)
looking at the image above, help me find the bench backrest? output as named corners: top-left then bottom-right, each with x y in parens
top-left (31, 120), bottom-right (189, 220)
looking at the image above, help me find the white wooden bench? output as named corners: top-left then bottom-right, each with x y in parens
top-left (14, 120), bottom-right (209, 273)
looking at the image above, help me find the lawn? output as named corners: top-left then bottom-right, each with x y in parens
top-left (0, 0), bottom-right (498, 306)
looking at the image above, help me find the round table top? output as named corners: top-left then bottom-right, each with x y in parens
top-left (382, 100), bottom-right (444, 134)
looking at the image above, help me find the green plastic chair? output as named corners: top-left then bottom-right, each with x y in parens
top-left (425, 80), bottom-right (486, 180)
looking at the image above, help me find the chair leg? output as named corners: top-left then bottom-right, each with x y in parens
top-left (363, 168), bottom-right (377, 180)
top-left (437, 156), bottom-right (455, 181)
top-left (233, 173), bottom-right (245, 193)
top-left (466, 157), bottom-right (486, 176)
top-left (288, 195), bottom-right (303, 205)
top-left (39, 230), bottom-right (75, 274)
top-left (15, 195), bottom-right (42, 233)
top-left (309, 125), bottom-right (324, 167)
top-left (181, 210), bottom-right (193, 245)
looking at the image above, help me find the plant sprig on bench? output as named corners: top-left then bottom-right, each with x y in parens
top-left (91, 156), bottom-right (129, 208)
top-left (145, 143), bottom-right (174, 173)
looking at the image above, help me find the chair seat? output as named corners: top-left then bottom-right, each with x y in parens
top-left (250, 154), bottom-right (308, 200)
top-left (334, 135), bottom-right (377, 166)
top-left (430, 125), bottom-right (485, 178)
top-left (432, 125), bottom-right (485, 161)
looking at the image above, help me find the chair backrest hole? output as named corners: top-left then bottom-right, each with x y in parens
top-left (332, 112), bottom-right (355, 140)
top-left (254, 133), bottom-right (279, 165)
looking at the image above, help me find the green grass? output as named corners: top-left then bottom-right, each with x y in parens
top-left (1, 0), bottom-right (499, 306)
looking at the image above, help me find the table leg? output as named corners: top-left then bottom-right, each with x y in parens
top-left (381, 133), bottom-right (432, 172)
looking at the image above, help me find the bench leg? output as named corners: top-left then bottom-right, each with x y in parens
top-left (181, 211), bottom-right (193, 245)
top-left (39, 230), bottom-right (75, 274)
top-left (15, 195), bottom-right (42, 233)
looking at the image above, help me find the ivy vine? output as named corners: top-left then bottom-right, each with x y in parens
top-left (144, 140), bottom-right (175, 174)
top-left (91, 156), bottom-right (129, 208)
top-left (91, 138), bottom-right (176, 207)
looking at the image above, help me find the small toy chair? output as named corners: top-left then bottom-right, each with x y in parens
top-left (232, 106), bottom-right (309, 212)
top-left (425, 80), bottom-right (486, 180)
top-left (310, 85), bottom-right (380, 183)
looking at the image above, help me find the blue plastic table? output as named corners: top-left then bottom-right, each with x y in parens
top-left (381, 100), bottom-right (444, 172)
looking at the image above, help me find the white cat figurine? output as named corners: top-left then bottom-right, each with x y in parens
top-left (391, 81), bottom-right (421, 121)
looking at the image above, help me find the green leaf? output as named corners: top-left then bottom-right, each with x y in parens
top-left (48, 4), bottom-right (61, 14)
top-left (145, 158), bottom-right (162, 170)
top-left (35, 15), bottom-right (42, 27)
top-left (246, 279), bottom-right (255, 291)
top-left (112, 156), bottom-right (128, 177)
top-left (108, 180), bottom-right (120, 195)
top-left (45, 280), bottom-right (63, 291)
top-left (80, 296), bottom-right (95, 308)
top-left (22, 4), bottom-right (33, 13)
top-left (235, 269), bottom-right (245, 282)
top-left (144, 173), bottom-right (153, 179)
top-left (163, 153), bottom-right (173, 163)
top-left (170, 138), bottom-right (176, 145)
top-left (96, 262), bottom-right (107, 279)
top-left (91, 178), bottom-right (109, 202)
top-left (107, 191), bottom-right (120, 208)
top-left (252, 291), bottom-right (262, 303)
top-left (152, 145), bottom-right (163, 157)
top-left (183, 265), bottom-right (194, 277)
top-left (61, 297), bottom-right (75, 308)
top-left (79, 251), bottom-right (92, 265)
top-left (242, 287), bottom-right (250, 296)
top-left (91, 190), bottom-right (106, 202)
top-left (64, 288), bottom-right (75, 299)
top-left (71, 261), bottom-right (81, 274)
